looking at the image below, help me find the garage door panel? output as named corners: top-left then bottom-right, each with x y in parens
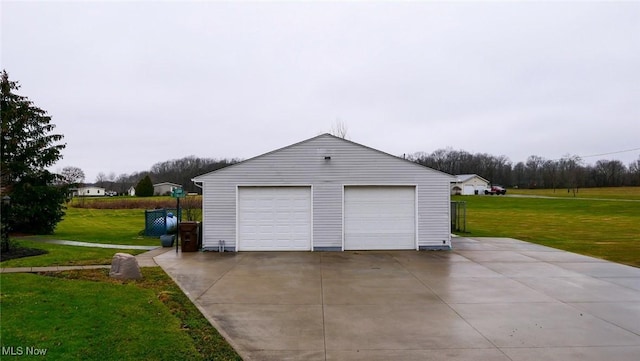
top-left (238, 187), bottom-right (311, 251)
top-left (346, 234), bottom-right (415, 249)
top-left (344, 186), bottom-right (416, 250)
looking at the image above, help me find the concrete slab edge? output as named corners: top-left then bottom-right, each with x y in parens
top-left (155, 262), bottom-right (252, 361)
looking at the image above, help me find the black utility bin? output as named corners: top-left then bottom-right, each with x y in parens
top-left (179, 222), bottom-right (199, 252)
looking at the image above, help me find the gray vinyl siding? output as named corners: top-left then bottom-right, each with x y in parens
top-left (194, 134), bottom-right (454, 251)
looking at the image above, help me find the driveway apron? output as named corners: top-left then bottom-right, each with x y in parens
top-left (155, 237), bottom-right (640, 361)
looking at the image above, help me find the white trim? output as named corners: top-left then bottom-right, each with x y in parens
top-left (447, 185), bottom-right (452, 246)
top-left (201, 182), bottom-right (206, 246)
top-left (235, 185), bottom-right (239, 252)
top-left (309, 185), bottom-right (314, 251)
top-left (414, 185), bottom-right (419, 250)
top-left (341, 186), bottom-right (345, 251)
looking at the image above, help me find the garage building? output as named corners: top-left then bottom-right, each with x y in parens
top-left (192, 134), bottom-right (454, 252)
top-left (451, 174), bottom-right (490, 195)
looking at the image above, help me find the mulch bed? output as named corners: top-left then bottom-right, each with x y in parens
top-left (0, 246), bottom-right (48, 262)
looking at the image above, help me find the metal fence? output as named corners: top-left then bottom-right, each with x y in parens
top-left (450, 201), bottom-right (467, 233)
top-left (144, 208), bottom-right (181, 237)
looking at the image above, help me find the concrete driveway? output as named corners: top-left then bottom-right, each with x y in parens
top-left (155, 237), bottom-right (640, 361)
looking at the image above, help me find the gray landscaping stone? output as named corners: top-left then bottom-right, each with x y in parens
top-left (109, 253), bottom-right (142, 280)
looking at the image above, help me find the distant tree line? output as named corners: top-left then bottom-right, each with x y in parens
top-left (408, 148), bottom-right (640, 189)
top-left (90, 148), bottom-right (640, 194)
top-left (95, 156), bottom-right (239, 194)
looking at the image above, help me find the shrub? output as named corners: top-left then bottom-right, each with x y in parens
top-left (9, 173), bottom-right (67, 234)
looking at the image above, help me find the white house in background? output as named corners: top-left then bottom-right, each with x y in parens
top-left (192, 133), bottom-right (454, 252)
top-left (77, 186), bottom-right (106, 197)
top-left (451, 174), bottom-right (490, 195)
top-left (127, 186), bottom-right (136, 196)
top-left (153, 182), bottom-right (182, 196)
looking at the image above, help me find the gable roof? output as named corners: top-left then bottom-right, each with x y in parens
top-left (454, 174), bottom-right (489, 183)
top-left (193, 133), bottom-right (455, 181)
top-left (77, 185), bottom-right (105, 190)
top-left (153, 182), bottom-right (182, 187)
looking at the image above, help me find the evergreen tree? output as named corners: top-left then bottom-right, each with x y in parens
top-left (10, 171), bottom-right (67, 234)
top-left (1, 70), bottom-right (65, 188)
top-left (1, 70), bottom-right (67, 238)
top-left (135, 175), bottom-right (154, 197)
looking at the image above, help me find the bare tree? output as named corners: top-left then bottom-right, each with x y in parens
top-left (181, 194), bottom-right (202, 221)
top-left (115, 173), bottom-right (129, 194)
top-left (559, 155), bottom-right (582, 195)
top-left (330, 119), bottom-right (349, 139)
top-left (95, 172), bottom-right (106, 187)
top-left (525, 155), bottom-right (546, 188)
top-left (147, 156), bottom-right (238, 193)
top-left (60, 166), bottom-right (85, 186)
top-left (512, 162), bottom-right (526, 188)
top-left (594, 159), bottom-right (626, 186)
top-left (407, 148), bottom-right (511, 184)
top-left (629, 156), bottom-right (640, 186)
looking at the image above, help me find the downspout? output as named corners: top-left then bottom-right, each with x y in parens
top-left (192, 179), bottom-right (203, 190)
top-left (192, 179), bottom-right (204, 250)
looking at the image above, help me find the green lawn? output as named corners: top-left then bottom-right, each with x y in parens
top-left (453, 193), bottom-right (640, 267)
top-left (2, 188), bottom-right (637, 361)
top-left (49, 207), bottom-right (158, 246)
top-left (1, 202), bottom-right (239, 360)
top-left (2, 207), bottom-right (161, 267)
top-left (508, 186), bottom-right (640, 200)
top-left (0, 240), bottom-right (145, 268)
top-left (0, 268), bottom-right (241, 361)
top-left (2, 204), bottom-right (196, 267)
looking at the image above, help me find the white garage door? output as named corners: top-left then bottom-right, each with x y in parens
top-left (238, 187), bottom-right (311, 251)
top-left (344, 186), bottom-right (416, 250)
top-left (463, 185), bottom-right (475, 195)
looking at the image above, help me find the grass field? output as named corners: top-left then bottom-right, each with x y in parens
top-left (508, 186), bottom-right (640, 200)
top-left (0, 240), bottom-right (146, 268)
top-left (2, 207), bottom-right (161, 267)
top-left (50, 207), bottom-right (158, 246)
top-left (2, 187), bottom-right (637, 360)
top-left (2, 207), bottom-right (156, 267)
top-left (2, 199), bottom-right (240, 360)
top-left (453, 187), bottom-right (640, 267)
top-left (0, 268), bottom-right (241, 361)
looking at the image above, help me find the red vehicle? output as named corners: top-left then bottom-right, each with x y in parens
top-left (485, 185), bottom-right (507, 195)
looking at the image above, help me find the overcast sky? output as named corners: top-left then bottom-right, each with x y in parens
top-left (2, 0), bottom-right (639, 183)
